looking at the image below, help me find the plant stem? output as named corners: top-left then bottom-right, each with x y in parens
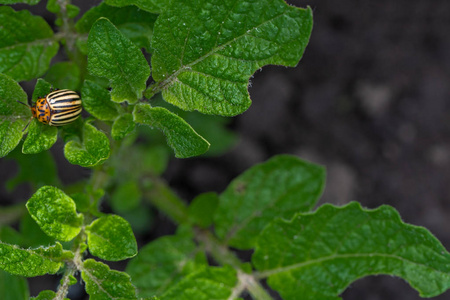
top-left (241, 271), bottom-right (273, 300)
top-left (57, 0), bottom-right (75, 51)
top-left (195, 228), bottom-right (243, 268)
top-left (142, 181), bottom-right (272, 299)
top-left (54, 264), bottom-right (75, 300)
top-left (143, 82), bottom-right (158, 99)
top-left (195, 229), bottom-right (273, 299)
top-left (141, 179), bottom-right (239, 267)
top-left (142, 176), bottom-right (190, 224)
top-left (140, 178), bottom-right (242, 267)
top-left (90, 167), bottom-right (109, 192)
top-left (56, 0), bottom-right (88, 84)
top-left (55, 229), bottom-right (86, 300)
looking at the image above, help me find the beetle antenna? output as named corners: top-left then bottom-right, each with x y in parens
top-left (16, 100), bottom-right (30, 107)
top-left (21, 117), bottom-right (33, 132)
top-left (17, 101), bottom-right (33, 132)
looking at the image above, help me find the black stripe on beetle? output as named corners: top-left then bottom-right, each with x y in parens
top-left (25, 89), bottom-right (83, 128)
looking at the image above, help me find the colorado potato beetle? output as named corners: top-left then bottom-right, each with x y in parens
top-left (19, 89), bottom-right (82, 131)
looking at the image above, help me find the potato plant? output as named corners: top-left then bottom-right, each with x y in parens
top-left (0, 0), bottom-right (449, 299)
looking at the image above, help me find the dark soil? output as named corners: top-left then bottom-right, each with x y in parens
top-left (170, 1), bottom-right (450, 299)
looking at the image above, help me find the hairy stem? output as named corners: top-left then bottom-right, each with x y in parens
top-left (54, 264), bottom-right (75, 300)
top-left (142, 180), bottom-right (271, 299)
top-left (57, 0), bottom-right (75, 51)
top-left (142, 176), bottom-right (190, 224)
top-left (195, 228), bottom-right (243, 268)
top-left (55, 229), bottom-right (86, 300)
top-left (195, 229), bottom-right (273, 299)
top-left (56, 0), bottom-right (88, 83)
top-left (237, 271), bottom-right (273, 300)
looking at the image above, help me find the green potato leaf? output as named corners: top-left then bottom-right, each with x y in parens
top-left (76, 3), bottom-right (157, 52)
top-left (0, 242), bottom-right (63, 277)
top-left (113, 144), bottom-right (169, 182)
top-left (30, 290), bottom-right (61, 300)
top-left (88, 18), bottom-right (150, 104)
top-left (253, 202), bottom-right (450, 300)
top-left (0, 227), bottom-right (24, 247)
top-left (45, 0), bottom-right (59, 13)
top-left (81, 259), bottom-right (137, 300)
top-left (104, 0), bottom-right (170, 14)
top-left (184, 113), bottom-right (236, 156)
top-left (81, 80), bottom-right (120, 121)
top-left (64, 122), bottom-right (110, 167)
top-left (151, 97), bottom-right (237, 155)
top-left (6, 145), bottom-right (59, 192)
top-left (26, 186), bottom-right (83, 242)
top-left (70, 193), bottom-right (91, 213)
top-left (0, 73), bottom-right (29, 157)
top-left (19, 211), bottom-right (56, 248)
top-left (110, 181), bottom-right (141, 212)
top-left (160, 266), bottom-right (237, 300)
top-left (66, 4), bottom-right (80, 19)
top-left (126, 234), bottom-right (207, 297)
top-left (31, 78), bottom-right (52, 102)
top-left (133, 103), bottom-right (209, 158)
top-left (0, 6), bottom-right (58, 81)
top-left (188, 192), bottom-right (219, 228)
top-left (22, 121), bottom-right (57, 154)
top-left (86, 215), bottom-right (137, 261)
top-left (44, 62), bottom-right (81, 91)
top-left (148, 0), bottom-right (313, 116)
top-left (214, 154), bottom-right (325, 249)
top-left (0, 270), bottom-right (29, 300)
top-left (112, 114), bottom-right (135, 140)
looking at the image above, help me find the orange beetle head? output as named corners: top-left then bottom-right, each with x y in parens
top-left (31, 106), bottom-right (37, 118)
top-left (34, 98), bottom-right (51, 124)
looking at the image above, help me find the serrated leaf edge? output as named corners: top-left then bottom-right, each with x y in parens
top-left (149, 5), bottom-right (312, 97)
top-left (255, 202), bottom-right (450, 297)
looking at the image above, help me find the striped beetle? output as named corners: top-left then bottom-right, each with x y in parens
top-left (19, 89), bottom-right (82, 131)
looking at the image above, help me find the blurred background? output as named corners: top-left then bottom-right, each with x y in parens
top-left (229, 1), bottom-right (450, 298)
top-left (1, 0), bottom-right (450, 299)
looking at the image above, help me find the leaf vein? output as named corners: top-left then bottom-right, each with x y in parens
top-left (157, 9), bottom-right (288, 92)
